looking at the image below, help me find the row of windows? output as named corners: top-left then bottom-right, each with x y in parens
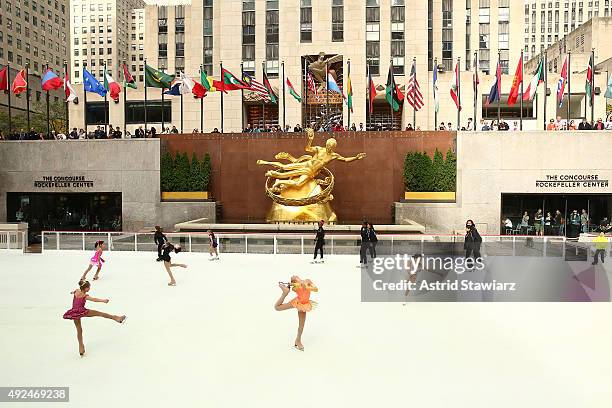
top-left (0, 48), bottom-right (62, 72)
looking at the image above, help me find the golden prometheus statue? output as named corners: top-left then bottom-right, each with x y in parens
top-left (256, 128), bottom-right (366, 223)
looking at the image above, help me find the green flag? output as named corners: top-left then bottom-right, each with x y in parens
top-left (145, 64), bottom-right (175, 88)
top-left (386, 65), bottom-right (401, 112)
top-left (263, 71), bottom-right (278, 104)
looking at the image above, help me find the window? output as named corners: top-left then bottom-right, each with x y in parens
top-left (391, 1), bottom-right (405, 75)
top-left (332, 0), bottom-right (344, 42)
top-left (266, 0), bottom-right (279, 76)
top-left (366, 0), bottom-right (380, 75)
top-left (300, 0), bottom-right (312, 42)
top-left (441, 0), bottom-right (453, 71)
top-left (242, 0), bottom-right (255, 74)
top-left (203, 0), bottom-right (214, 74)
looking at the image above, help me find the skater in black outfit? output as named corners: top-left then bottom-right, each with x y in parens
top-left (312, 220), bottom-right (325, 263)
top-left (154, 226), bottom-right (167, 262)
top-left (360, 221), bottom-right (370, 266)
top-left (367, 222), bottom-right (378, 259)
top-left (464, 219), bottom-right (482, 267)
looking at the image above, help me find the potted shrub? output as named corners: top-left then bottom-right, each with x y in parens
top-left (160, 151), bottom-right (212, 201)
top-left (403, 148), bottom-right (456, 202)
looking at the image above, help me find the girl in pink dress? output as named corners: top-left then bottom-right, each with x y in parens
top-left (63, 279), bottom-right (126, 356)
top-left (81, 240), bottom-right (105, 281)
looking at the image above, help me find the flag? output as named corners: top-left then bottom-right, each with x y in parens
top-left (368, 69), bottom-right (376, 114)
top-left (523, 58), bottom-right (544, 101)
top-left (200, 70), bottom-right (220, 93)
top-left (83, 68), bottom-right (107, 97)
top-left (327, 73), bottom-right (342, 94)
top-left (64, 72), bottom-right (78, 103)
top-left (122, 63), bottom-right (136, 89)
top-left (385, 65), bottom-right (402, 112)
top-left (164, 78), bottom-right (183, 96)
top-left (433, 65), bottom-right (439, 113)
top-left (307, 73), bottom-right (317, 95)
top-left (345, 73), bottom-right (353, 112)
top-left (586, 53), bottom-right (594, 107)
top-left (242, 72), bottom-right (269, 100)
top-left (507, 56), bottom-right (523, 106)
top-left (11, 69), bottom-right (28, 95)
top-left (486, 60), bottom-right (502, 106)
top-left (220, 68), bottom-right (249, 92)
top-left (145, 64), bottom-right (175, 89)
top-left (406, 61), bottom-right (423, 111)
top-left (103, 67), bottom-right (121, 102)
top-left (450, 61), bottom-right (461, 110)
top-left (0, 65), bottom-right (8, 91)
top-left (286, 77), bottom-right (301, 102)
top-left (557, 56), bottom-right (568, 108)
top-left (263, 71), bottom-right (278, 104)
top-left (41, 69), bottom-right (63, 91)
top-left (605, 71), bottom-right (612, 99)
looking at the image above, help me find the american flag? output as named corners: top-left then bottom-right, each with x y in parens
top-left (242, 72), bottom-right (269, 100)
top-left (406, 61), bottom-right (423, 111)
top-left (307, 72), bottom-right (318, 95)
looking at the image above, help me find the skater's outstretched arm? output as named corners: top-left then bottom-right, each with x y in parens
top-left (85, 295), bottom-right (109, 303)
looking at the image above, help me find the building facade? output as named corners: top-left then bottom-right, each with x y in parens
top-left (0, 0), bottom-right (70, 126)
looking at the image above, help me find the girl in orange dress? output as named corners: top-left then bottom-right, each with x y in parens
top-left (274, 275), bottom-right (318, 351)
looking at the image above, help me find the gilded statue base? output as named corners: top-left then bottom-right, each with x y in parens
top-left (265, 179), bottom-right (337, 223)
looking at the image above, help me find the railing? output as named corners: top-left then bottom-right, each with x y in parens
top-left (39, 231), bottom-right (582, 258)
top-left (0, 231), bottom-right (27, 252)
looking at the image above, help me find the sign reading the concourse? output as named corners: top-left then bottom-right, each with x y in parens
top-left (535, 174), bottom-right (609, 189)
top-left (34, 175), bottom-right (94, 188)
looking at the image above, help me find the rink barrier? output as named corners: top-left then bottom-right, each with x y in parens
top-left (39, 231), bottom-right (576, 257)
top-left (0, 231), bottom-right (27, 252)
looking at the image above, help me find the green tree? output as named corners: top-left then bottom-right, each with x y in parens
top-left (432, 148), bottom-right (445, 192)
top-left (189, 153), bottom-right (201, 192)
top-left (403, 152), bottom-right (418, 191)
top-left (200, 153), bottom-right (212, 191)
top-left (443, 148), bottom-right (457, 192)
top-left (173, 152), bottom-right (191, 191)
top-left (160, 151), bottom-right (175, 192)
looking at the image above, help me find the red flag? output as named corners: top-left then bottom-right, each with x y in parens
top-left (192, 81), bottom-right (207, 98)
top-left (368, 73), bottom-right (376, 114)
top-left (0, 66), bottom-right (8, 91)
top-left (450, 61), bottom-right (461, 110)
top-left (11, 69), bottom-right (27, 95)
top-left (507, 56), bottom-right (523, 106)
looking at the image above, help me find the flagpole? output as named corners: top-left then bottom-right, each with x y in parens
top-left (412, 57), bottom-right (416, 129)
top-left (220, 61), bottom-right (224, 133)
top-left (567, 51), bottom-right (571, 129)
top-left (282, 60), bottom-right (286, 131)
top-left (390, 58), bottom-right (394, 131)
top-left (520, 50), bottom-right (524, 131)
top-left (64, 60), bottom-right (69, 135)
top-left (261, 61), bottom-right (265, 130)
top-left (347, 59), bottom-right (351, 130)
top-left (122, 62), bottom-right (127, 138)
top-left (496, 53), bottom-right (501, 128)
top-left (434, 58), bottom-right (438, 130)
top-left (591, 48), bottom-right (595, 125)
top-left (366, 63), bottom-right (370, 131)
top-left (326, 60), bottom-right (329, 128)
top-left (83, 64), bottom-right (88, 133)
top-left (144, 59), bottom-right (148, 134)
top-left (457, 57), bottom-right (461, 131)
top-left (200, 65), bottom-right (204, 133)
top-left (543, 51), bottom-right (548, 130)
top-left (240, 62), bottom-right (244, 131)
top-left (303, 59), bottom-right (307, 129)
top-left (25, 63), bottom-right (30, 131)
top-left (103, 62), bottom-right (108, 138)
top-left (7, 63), bottom-right (12, 135)
top-left (160, 65), bottom-right (165, 133)
top-left (45, 62), bottom-right (50, 138)
top-left (474, 52), bottom-right (478, 132)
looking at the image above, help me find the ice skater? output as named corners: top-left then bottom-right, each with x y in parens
top-left (312, 220), bottom-right (325, 263)
top-left (81, 240), bottom-right (105, 281)
top-left (63, 279), bottom-right (126, 357)
top-left (160, 241), bottom-right (187, 286)
top-left (208, 230), bottom-right (219, 260)
top-left (274, 276), bottom-right (318, 351)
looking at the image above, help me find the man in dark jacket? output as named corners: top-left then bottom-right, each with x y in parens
top-left (154, 225), bottom-right (167, 261)
top-left (464, 220), bottom-right (482, 267)
top-left (312, 220), bottom-right (325, 263)
top-left (360, 221), bottom-right (370, 266)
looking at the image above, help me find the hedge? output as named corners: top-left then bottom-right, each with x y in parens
top-left (403, 148), bottom-right (456, 192)
top-left (160, 151), bottom-right (212, 192)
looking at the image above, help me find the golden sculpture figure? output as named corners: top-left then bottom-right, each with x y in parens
top-left (257, 128), bottom-right (366, 223)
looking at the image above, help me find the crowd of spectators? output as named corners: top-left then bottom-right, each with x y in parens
top-left (545, 116), bottom-right (611, 130)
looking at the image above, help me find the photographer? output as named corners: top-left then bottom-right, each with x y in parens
top-left (154, 226), bottom-right (167, 262)
top-left (464, 220), bottom-right (482, 267)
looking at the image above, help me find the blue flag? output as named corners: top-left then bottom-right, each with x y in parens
top-left (83, 68), bottom-right (107, 97)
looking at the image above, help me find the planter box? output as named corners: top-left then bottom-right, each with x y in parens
top-left (161, 191), bottom-right (209, 202)
top-left (404, 192), bottom-right (456, 203)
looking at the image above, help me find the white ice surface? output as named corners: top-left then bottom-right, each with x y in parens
top-left (1, 251), bottom-right (612, 408)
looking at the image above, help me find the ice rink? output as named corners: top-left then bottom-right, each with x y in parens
top-left (1, 250), bottom-right (612, 407)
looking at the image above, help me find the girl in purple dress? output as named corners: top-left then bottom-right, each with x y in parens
top-left (81, 241), bottom-right (105, 281)
top-left (63, 280), bottom-right (126, 356)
